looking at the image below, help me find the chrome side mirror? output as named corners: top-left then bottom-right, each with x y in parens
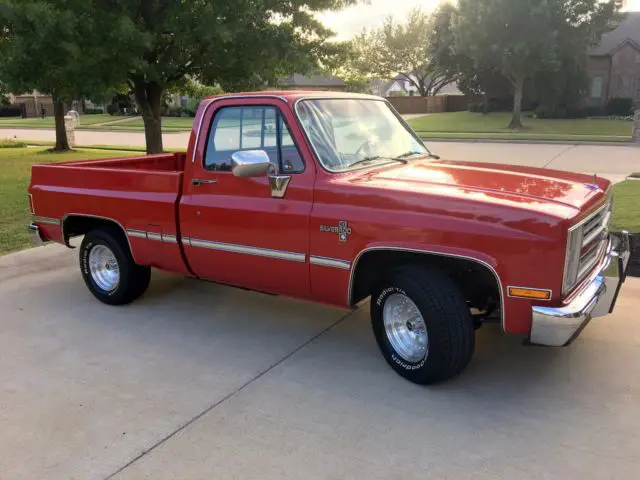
top-left (231, 150), bottom-right (272, 178)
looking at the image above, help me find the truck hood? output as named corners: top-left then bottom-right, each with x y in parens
top-left (346, 159), bottom-right (609, 218)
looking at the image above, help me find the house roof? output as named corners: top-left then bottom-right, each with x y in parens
top-left (589, 11), bottom-right (640, 56)
top-left (278, 74), bottom-right (346, 87)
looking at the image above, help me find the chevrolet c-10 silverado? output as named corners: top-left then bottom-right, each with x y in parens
top-left (28, 91), bottom-right (631, 384)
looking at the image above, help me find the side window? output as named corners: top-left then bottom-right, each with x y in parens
top-left (204, 106), bottom-right (304, 173)
top-left (207, 107), bottom-right (241, 171)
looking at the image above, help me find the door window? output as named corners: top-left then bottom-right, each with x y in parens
top-left (205, 106), bottom-right (304, 173)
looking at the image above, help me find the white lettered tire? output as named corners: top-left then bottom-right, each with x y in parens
top-left (80, 227), bottom-right (151, 305)
top-left (371, 265), bottom-right (475, 384)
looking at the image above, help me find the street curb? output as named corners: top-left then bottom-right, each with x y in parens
top-left (420, 137), bottom-right (639, 147)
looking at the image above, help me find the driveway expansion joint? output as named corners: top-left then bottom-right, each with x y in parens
top-left (103, 308), bottom-right (357, 480)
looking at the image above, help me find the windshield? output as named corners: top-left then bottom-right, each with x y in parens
top-left (296, 99), bottom-right (430, 172)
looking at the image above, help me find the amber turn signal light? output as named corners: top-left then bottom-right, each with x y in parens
top-left (508, 287), bottom-right (552, 300)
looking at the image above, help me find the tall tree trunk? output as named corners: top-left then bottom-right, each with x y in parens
top-left (133, 80), bottom-right (164, 154)
top-left (508, 77), bottom-right (524, 129)
top-left (53, 97), bottom-right (70, 152)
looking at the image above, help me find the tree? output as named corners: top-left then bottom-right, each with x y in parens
top-left (454, 0), bottom-right (623, 129)
top-left (85, 0), bottom-right (357, 154)
top-left (457, 64), bottom-right (512, 114)
top-left (351, 7), bottom-right (458, 96)
top-left (0, 0), bottom-right (126, 150)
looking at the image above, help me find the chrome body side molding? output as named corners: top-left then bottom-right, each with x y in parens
top-left (183, 237), bottom-right (306, 263)
top-left (61, 214), bottom-right (138, 261)
top-left (126, 229), bottom-right (178, 245)
top-left (310, 256), bottom-right (352, 270)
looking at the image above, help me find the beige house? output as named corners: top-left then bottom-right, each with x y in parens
top-left (585, 12), bottom-right (640, 107)
top-left (10, 91), bottom-right (101, 118)
top-left (11, 92), bottom-right (55, 117)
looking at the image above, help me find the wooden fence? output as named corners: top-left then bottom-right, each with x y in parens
top-left (386, 95), bottom-right (472, 115)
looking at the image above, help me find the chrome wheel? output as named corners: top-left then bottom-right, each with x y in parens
top-left (383, 293), bottom-right (428, 363)
top-left (88, 245), bottom-right (120, 292)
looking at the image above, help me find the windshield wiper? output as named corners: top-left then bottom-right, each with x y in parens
top-left (347, 156), bottom-right (407, 169)
top-left (394, 151), bottom-right (441, 160)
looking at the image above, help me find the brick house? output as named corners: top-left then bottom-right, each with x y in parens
top-left (277, 74), bottom-right (347, 91)
top-left (585, 12), bottom-right (640, 107)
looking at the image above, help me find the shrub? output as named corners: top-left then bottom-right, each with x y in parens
top-left (166, 105), bottom-right (184, 117)
top-left (580, 105), bottom-right (604, 117)
top-left (489, 96), bottom-right (513, 112)
top-left (467, 102), bottom-right (479, 113)
top-left (606, 97), bottom-right (634, 116)
top-left (0, 106), bottom-right (23, 117)
top-left (533, 104), bottom-right (555, 119)
top-left (566, 107), bottom-right (587, 119)
top-left (84, 107), bottom-right (104, 115)
top-left (184, 98), bottom-right (200, 117)
top-left (534, 104), bottom-right (588, 119)
top-left (106, 104), bottom-right (120, 116)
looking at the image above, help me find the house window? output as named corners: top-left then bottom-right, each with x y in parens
top-left (590, 76), bottom-right (603, 99)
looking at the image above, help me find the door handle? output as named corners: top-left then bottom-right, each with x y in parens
top-left (192, 178), bottom-right (218, 186)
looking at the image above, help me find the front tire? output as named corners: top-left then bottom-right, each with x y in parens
top-left (371, 265), bottom-right (475, 385)
top-left (80, 227), bottom-right (151, 305)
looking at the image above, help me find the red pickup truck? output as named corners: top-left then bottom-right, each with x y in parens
top-left (28, 91), bottom-right (631, 384)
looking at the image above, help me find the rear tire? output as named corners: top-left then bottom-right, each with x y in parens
top-left (371, 265), bottom-right (475, 385)
top-left (79, 226), bottom-right (151, 305)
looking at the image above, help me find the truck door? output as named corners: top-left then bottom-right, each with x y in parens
top-left (180, 97), bottom-right (315, 299)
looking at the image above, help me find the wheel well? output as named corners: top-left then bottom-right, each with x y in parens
top-left (350, 250), bottom-right (502, 314)
top-left (62, 215), bottom-right (128, 248)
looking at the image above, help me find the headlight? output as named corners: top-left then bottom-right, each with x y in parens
top-left (563, 225), bottom-right (583, 294)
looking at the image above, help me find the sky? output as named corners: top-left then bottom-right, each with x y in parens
top-left (318, 0), bottom-right (640, 39)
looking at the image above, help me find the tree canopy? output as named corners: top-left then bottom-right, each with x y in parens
top-left (1, 0), bottom-right (358, 153)
top-left (83, 0), bottom-right (358, 153)
top-left (350, 6), bottom-right (458, 96)
top-left (454, 0), bottom-right (623, 128)
top-left (0, 0), bottom-right (129, 150)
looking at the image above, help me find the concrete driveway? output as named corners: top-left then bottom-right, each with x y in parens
top-left (2, 243), bottom-right (640, 479)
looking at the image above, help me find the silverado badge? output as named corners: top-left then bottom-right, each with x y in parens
top-left (320, 221), bottom-right (352, 243)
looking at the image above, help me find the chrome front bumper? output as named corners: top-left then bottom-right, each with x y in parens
top-left (28, 223), bottom-right (48, 246)
top-left (530, 232), bottom-right (631, 347)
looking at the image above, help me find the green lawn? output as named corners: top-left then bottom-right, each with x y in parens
top-left (0, 114), bottom-right (115, 129)
top-left (0, 147), bottom-right (141, 255)
top-left (611, 180), bottom-right (640, 233)
top-left (408, 112), bottom-right (634, 142)
top-left (98, 116), bottom-right (194, 131)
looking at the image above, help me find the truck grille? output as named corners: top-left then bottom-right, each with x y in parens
top-left (576, 198), bottom-right (612, 283)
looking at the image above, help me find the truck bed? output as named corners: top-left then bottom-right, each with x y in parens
top-left (29, 153), bottom-right (190, 274)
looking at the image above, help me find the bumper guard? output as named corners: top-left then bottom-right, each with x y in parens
top-left (28, 223), bottom-right (48, 246)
